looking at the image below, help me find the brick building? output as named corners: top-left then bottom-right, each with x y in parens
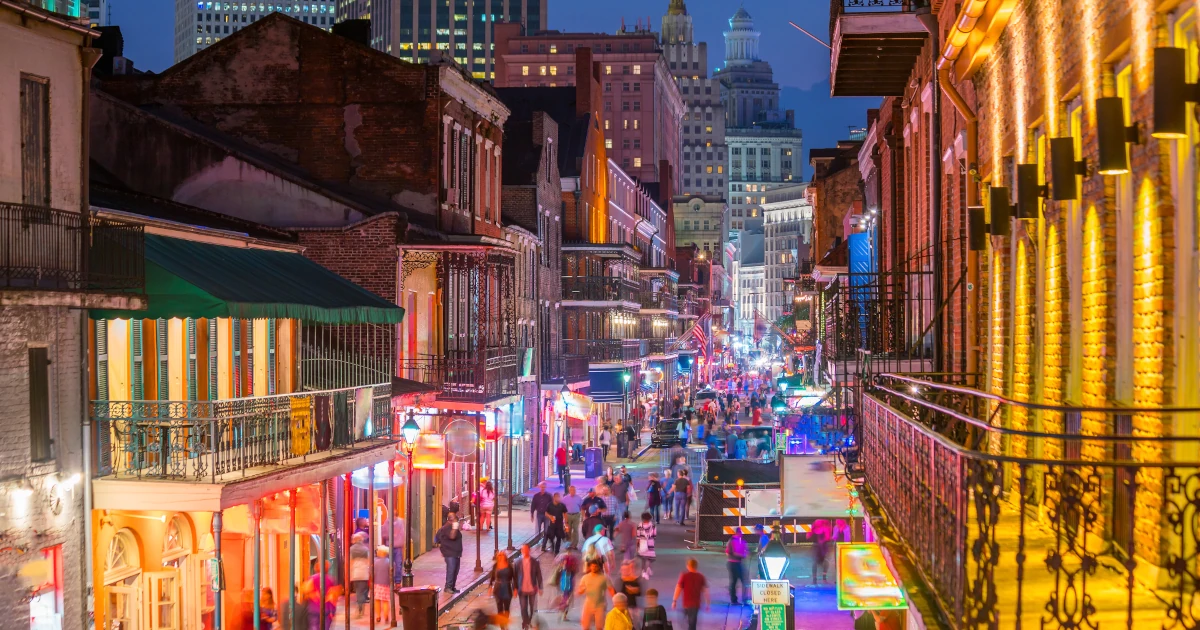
top-left (492, 22), bottom-right (684, 188)
top-left (828, 0), bottom-right (1200, 624)
top-left (808, 139), bottom-right (863, 265)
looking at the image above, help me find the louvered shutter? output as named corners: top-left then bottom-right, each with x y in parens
top-left (208, 319), bottom-right (218, 400)
top-left (267, 319), bottom-right (277, 395)
top-left (232, 320), bottom-right (241, 398)
top-left (131, 320), bottom-right (143, 400)
top-left (186, 319), bottom-right (197, 401)
top-left (245, 320), bottom-right (254, 395)
top-left (156, 319), bottom-right (169, 400)
top-left (96, 319), bottom-right (109, 401)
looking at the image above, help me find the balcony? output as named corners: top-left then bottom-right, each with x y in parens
top-left (541, 353), bottom-right (590, 386)
top-left (92, 383), bottom-right (392, 481)
top-left (646, 337), bottom-right (677, 356)
top-left (829, 0), bottom-right (928, 97)
top-left (859, 374), bottom-right (1189, 627)
top-left (639, 291), bottom-right (679, 312)
top-left (3, 203), bottom-right (145, 295)
top-left (563, 338), bottom-right (644, 363)
top-left (398, 348), bottom-right (519, 404)
top-left (561, 276), bottom-right (640, 304)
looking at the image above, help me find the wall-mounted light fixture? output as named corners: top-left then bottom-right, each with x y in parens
top-left (1154, 47), bottom-right (1198, 139)
top-left (1049, 137), bottom-right (1089, 200)
top-left (1096, 96), bottom-right (1141, 175)
top-left (989, 186), bottom-right (1012, 238)
top-left (1015, 164), bottom-right (1047, 219)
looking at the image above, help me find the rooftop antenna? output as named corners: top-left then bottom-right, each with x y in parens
top-left (788, 21), bottom-right (831, 50)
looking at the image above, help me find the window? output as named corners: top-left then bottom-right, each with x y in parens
top-left (522, 65), bottom-right (529, 76)
top-left (633, 83), bottom-right (641, 92)
top-left (605, 119), bottom-right (610, 130)
top-left (623, 82), bottom-right (630, 92)
top-left (633, 119), bottom-right (640, 129)
top-left (605, 82), bottom-right (612, 92)
top-left (622, 65), bottom-right (630, 74)
top-left (633, 138), bottom-right (640, 149)
top-left (20, 74), bottom-right (50, 206)
top-left (550, 44), bottom-right (557, 53)
top-left (604, 101), bottom-right (612, 111)
top-left (633, 101), bottom-right (641, 111)
top-left (623, 138), bottom-right (630, 149)
top-left (539, 65), bottom-right (547, 76)
top-left (717, 165), bottom-right (723, 173)
top-left (705, 125), bottom-right (712, 133)
top-left (633, 64), bottom-right (641, 74)
top-left (623, 119), bottom-right (629, 129)
top-left (605, 65), bottom-right (613, 74)
top-left (567, 66), bottom-right (575, 75)
top-left (550, 66), bottom-right (557, 76)
top-left (623, 101), bottom-right (630, 111)
top-left (29, 347), bottom-right (51, 461)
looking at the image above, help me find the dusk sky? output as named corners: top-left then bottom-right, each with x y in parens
top-left (111, 0), bottom-right (879, 179)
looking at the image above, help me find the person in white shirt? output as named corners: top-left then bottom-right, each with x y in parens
top-left (599, 426), bottom-right (613, 460)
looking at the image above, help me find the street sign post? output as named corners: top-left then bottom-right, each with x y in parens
top-left (752, 580), bottom-right (792, 630)
top-left (759, 604), bottom-right (787, 630)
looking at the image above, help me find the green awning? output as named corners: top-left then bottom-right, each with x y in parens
top-left (91, 234), bottom-right (404, 324)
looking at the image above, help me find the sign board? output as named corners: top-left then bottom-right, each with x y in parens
top-left (836, 543), bottom-right (908, 611)
top-left (750, 580), bottom-right (790, 606)
top-left (759, 604), bottom-right (787, 630)
top-left (743, 490), bottom-right (782, 517)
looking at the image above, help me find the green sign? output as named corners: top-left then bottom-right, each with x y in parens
top-left (760, 604), bottom-right (787, 630)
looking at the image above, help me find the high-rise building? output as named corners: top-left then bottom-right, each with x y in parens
top-left (716, 6), bottom-right (803, 235)
top-left (661, 0), bottom-right (726, 199)
top-left (337, 0), bottom-right (545, 80)
top-left (761, 183), bottom-right (811, 322)
top-left (173, 1), bottom-right (337, 63)
top-left (25, 0), bottom-right (81, 17)
top-left (493, 23), bottom-right (683, 187)
top-left (86, 0), bottom-right (109, 26)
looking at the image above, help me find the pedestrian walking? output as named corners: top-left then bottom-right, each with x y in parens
top-left (614, 511), bottom-right (636, 563)
top-left (576, 561), bottom-right (612, 630)
top-left (812, 528), bottom-right (832, 584)
top-left (435, 514), bottom-right (463, 593)
top-left (546, 492), bottom-right (569, 555)
top-left (753, 524), bottom-right (770, 579)
top-left (662, 474), bottom-right (675, 522)
top-left (372, 547), bottom-right (391, 622)
top-left (556, 441), bottom-right (571, 488)
top-left (479, 480), bottom-right (497, 531)
top-left (531, 482), bottom-right (552, 551)
top-left (635, 512), bottom-right (657, 579)
top-left (552, 547), bottom-right (582, 621)
top-left (610, 474), bottom-right (631, 521)
top-left (600, 426), bottom-right (613, 460)
top-left (515, 544), bottom-right (543, 629)
top-left (605, 593), bottom-right (634, 630)
top-left (673, 471), bottom-right (692, 525)
top-left (488, 552), bottom-right (517, 615)
top-left (724, 530), bottom-right (750, 605)
top-left (563, 486), bottom-right (583, 548)
top-left (582, 523), bottom-right (614, 573)
top-left (348, 532), bottom-right (371, 619)
top-left (672, 558), bottom-right (710, 630)
top-left (646, 474), bottom-right (663, 524)
top-left (640, 589), bottom-right (669, 630)
top-left (617, 562), bottom-right (644, 618)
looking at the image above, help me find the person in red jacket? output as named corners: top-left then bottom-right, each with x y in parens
top-left (556, 441), bottom-right (571, 488)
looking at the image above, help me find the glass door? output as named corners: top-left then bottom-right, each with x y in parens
top-left (142, 571), bottom-right (181, 630)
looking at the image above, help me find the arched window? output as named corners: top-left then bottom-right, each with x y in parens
top-left (162, 515), bottom-right (192, 567)
top-left (104, 529), bottom-right (142, 585)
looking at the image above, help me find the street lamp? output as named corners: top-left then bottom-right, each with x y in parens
top-left (622, 371), bottom-right (632, 431)
top-left (759, 534), bottom-right (791, 581)
top-left (399, 411), bottom-right (421, 587)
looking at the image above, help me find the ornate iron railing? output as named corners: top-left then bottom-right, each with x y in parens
top-left (561, 276), bottom-right (640, 303)
top-left (859, 373), bottom-right (1200, 629)
top-left (2, 203), bottom-right (144, 292)
top-left (639, 291), bottom-right (679, 312)
top-left (398, 347), bottom-right (518, 403)
top-left (541, 353), bottom-right (590, 384)
top-left (645, 337), bottom-right (678, 355)
top-left (93, 382), bottom-right (392, 481)
top-left (562, 338), bottom-right (643, 363)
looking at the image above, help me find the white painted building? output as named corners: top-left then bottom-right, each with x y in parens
top-left (0, 4), bottom-right (143, 629)
top-left (661, 0), bottom-right (727, 199)
top-left (762, 183), bottom-right (812, 322)
top-left (736, 234), bottom-right (764, 338)
top-left (173, 0), bottom-right (337, 64)
top-left (672, 193), bottom-right (728, 258)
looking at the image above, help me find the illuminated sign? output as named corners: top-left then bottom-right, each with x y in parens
top-left (836, 543), bottom-right (908, 611)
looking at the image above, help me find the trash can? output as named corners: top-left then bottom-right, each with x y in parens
top-left (395, 586), bottom-right (437, 630)
top-left (584, 447), bottom-right (604, 478)
top-left (616, 433), bottom-right (629, 458)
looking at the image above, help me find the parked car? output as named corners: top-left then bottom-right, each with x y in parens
top-left (651, 419), bottom-right (684, 447)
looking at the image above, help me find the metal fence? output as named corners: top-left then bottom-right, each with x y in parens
top-left (93, 382), bottom-right (392, 481)
top-left (561, 276), bottom-right (640, 302)
top-left (398, 347), bottom-right (518, 403)
top-left (862, 373), bottom-right (1200, 628)
top-left (2, 203), bottom-right (144, 292)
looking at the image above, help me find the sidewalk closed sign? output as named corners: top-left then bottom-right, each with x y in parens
top-left (750, 580), bottom-right (790, 605)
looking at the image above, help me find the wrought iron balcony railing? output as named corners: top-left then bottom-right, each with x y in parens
top-left (645, 338), bottom-right (678, 355)
top-left (92, 382), bottom-right (392, 481)
top-left (857, 372), bottom-right (1200, 628)
top-left (561, 276), bottom-right (640, 303)
top-left (398, 347), bottom-right (518, 403)
top-left (639, 291), bottom-right (679, 312)
top-left (541, 353), bottom-right (590, 385)
top-left (2, 203), bottom-right (145, 293)
top-left (563, 338), bottom-right (643, 363)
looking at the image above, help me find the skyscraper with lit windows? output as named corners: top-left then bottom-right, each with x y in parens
top-left (336, 0), bottom-right (545, 80)
top-left (173, 1), bottom-right (337, 64)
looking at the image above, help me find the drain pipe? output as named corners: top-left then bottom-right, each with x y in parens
top-left (915, 10), bottom-right (945, 372)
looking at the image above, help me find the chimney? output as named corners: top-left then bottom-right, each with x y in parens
top-left (333, 19), bottom-right (371, 48)
top-left (575, 47), bottom-right (596, 118)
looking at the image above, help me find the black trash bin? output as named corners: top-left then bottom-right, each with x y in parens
top-left (616, 433), bottom-right (629, 458)
top-left (395, 586), bottom-right (438, 630)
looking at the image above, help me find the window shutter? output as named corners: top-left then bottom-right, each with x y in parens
top-left (245, 320), bottom-right (254, 395)
top-left (157, 318), bottom-right (169, 400)
top-left (186, 318), bottom-right (198, 401)
top-left (208, 319), bottom-right (218, 400)
top-left (267, 319), bottom-right (277, 395)
top-left (29, 347), bottom-right (52, 462)
top-left (96, 320), bottom-right (109, 401)
top-left (131, 320), bottom-right (143, 400)
top-left (232, 320), bottom-right (242, 398)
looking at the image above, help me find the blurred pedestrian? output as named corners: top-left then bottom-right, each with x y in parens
top-left (546, 493), bottom-right (569, 555)
top-left (671, 558), bottom-right (710, 630)
top-left (576, 561), bottom-right (612, 630)
top-left (617, 560), bottom-right (643, 618)
top-left (615, 511), bottom-right (636, 562)
top-left (646, 474), bottom-right (663, 524)
top-left (673, 470), bottom-right (692, 525)
top-left (532, 482), bottom-right (552, 551)
top-left (435, 514), bottom-right (463, 593)
top-left (563, 486), bottom-right (583, 548)
top-left (636, 512), bottom-right (657, 578)
top-left (515, 544), bottom-right (543, 629)
top-left (479, 480), bottom-right (497, 531)
top-left (372, 547), bottom-right (391, 622)
top-left (604, 594), bottom-right (633, 630)
top-left (640, 589), bottom-right (669, 630)
top-left (349, 532), bottom-right (371, 619)
top-left (488, 552), bottom-right (516, 615)
top-left (553, 547), bottom-right (582, 621)
top-left (724, 530), bottom-right (749, 604)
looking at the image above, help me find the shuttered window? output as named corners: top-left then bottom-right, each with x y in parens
top-left (96, 320), bottom-right (109, 400)
top-left (208, 319), bottom-right (218, 400)
top-left (186, 318), bottom-right (198, 401)
top-left (20, 74), bottom-right (50, 207)
top-left (232, 319), bottom-right (242, 398)
top-left (267, 319), bottom-right (277, 395)
top-left (29, 347), bottom-right (52, 462)
top-left (131, 320), bottom-right (144, 400)
top-left (156, 319), bottom-right (169, 400)
top-left (245, 319), bottom-right (254, 395)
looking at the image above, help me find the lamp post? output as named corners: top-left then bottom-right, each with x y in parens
top-left (622, 372), bottom-right (631, 432)
top-left (399, 411), bottom-right (420, 588)
top-left (758, 533), bottom-right (791, 581)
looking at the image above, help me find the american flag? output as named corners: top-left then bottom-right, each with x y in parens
top-left (677, 311), bottom-right (711, 357)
